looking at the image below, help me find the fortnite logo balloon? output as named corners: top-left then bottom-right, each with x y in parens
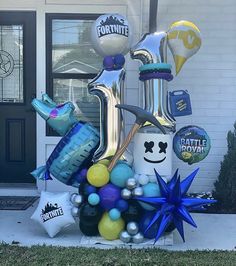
top-left (91, 14), bottom-right (132, 57)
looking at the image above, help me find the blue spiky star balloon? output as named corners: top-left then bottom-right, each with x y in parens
top-left (136, 168), bottom-right (216, 243)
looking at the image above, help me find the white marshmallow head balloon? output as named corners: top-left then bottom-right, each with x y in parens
top-left (91, 13), bottom-right (132, 56)
top-left (167, 20), bottom-right (201, 75)
top-left (31, 191), bottom-right (75, 238)
top-left (133, 132), bottom-right (173, 180)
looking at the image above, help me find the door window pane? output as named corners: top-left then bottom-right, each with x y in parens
top-left (53, 78), bottom-right (100, 128)
top-left (0, 25), bottom-right (23, 103)
top-left (52, 19), bottom-right (102, 74)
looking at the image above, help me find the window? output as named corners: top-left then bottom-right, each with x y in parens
top-left (46, 13), bottom-right (102, 135)
top-left (0, 25), bottom-right (23, 103)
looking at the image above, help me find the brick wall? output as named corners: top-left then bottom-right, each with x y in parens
top-left (137, 0), bottom-right (236, 192)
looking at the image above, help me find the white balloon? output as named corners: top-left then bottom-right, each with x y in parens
top-left (31, 191), bottom-right (75, 238)
top-left (138, 174), bottom-right (149, 185)
top-left (91, 13), bottom-right (133, 56)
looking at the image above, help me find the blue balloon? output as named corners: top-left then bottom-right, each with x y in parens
top-left (139, 183), bottom-right (161, 211)
top-left (109, 208), bottom-right (121, 221)
top-left (110, 163), bottom-right (134, 187)
top-left (173, 125), bottom-right (211, 165)
top-left (31, 122), bottom-right (100, 187)
top-left (32, 94), bottom-right (78, 136)
top-left (88, 193), bottom-right (100, 206)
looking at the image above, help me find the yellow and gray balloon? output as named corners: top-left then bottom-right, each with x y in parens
top-left (167, 20), bottom-right (202, 75)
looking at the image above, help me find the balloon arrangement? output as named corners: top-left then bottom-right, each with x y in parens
top-left (31, 14), bottom-right (215, 243)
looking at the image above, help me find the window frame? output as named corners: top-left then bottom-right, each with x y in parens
top-left (45, 13), bottom-right (101, 136)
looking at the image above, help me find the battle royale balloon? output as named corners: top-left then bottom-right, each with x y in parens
top-left (130, 32), bottom-right (175, 131)
top-left (167, 20), bottom-right (202, 75)
top-left (91, 13), bottom-right (132, 57)
top-left (173, 125), bottom-right (211, 165)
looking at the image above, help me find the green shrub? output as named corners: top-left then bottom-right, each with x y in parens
top-left (213, 122), bottom-right (236, 212)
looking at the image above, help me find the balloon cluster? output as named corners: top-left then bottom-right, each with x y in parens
top-left (30, 13), bottom-right (215, 245)
top-left (70, 161), bottom-right (173, 243)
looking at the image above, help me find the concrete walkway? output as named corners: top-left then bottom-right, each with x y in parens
top-left (0, 201), bottom-right (236, 251)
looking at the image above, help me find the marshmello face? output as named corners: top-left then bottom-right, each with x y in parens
top-left (133, 133), bottom-right (172, 177)
top-left (143, 141), bottom-right (168, 163)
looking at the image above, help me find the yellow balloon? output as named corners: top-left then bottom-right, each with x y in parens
top-left (98, 212), bottom-right (125, 240)
top-left (87, 163), bottom-right (109, 187)
top-left (167, 20), bottom-right (201, 75)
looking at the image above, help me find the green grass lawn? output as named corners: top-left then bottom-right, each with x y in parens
top-left (0, 244), bottom-right (236, 266)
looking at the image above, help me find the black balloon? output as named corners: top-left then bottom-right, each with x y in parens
top-left (79, 221), bottom-right (99, 236)
top-left (121, 200), bottom-right (143, 223)
top-left (79, 183), bottom-right (96, 199)
top-left (79, 203), bottom-right (102, 225)
top-left (166, 222), bottom-right (175, 233)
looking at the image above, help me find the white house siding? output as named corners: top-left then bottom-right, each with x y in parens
top-left (0, 0), bottom-right (145, 192)
top-left (2, 0), bottom-right (233, 193)
top-left (144, 0), bottom-right (236, 192)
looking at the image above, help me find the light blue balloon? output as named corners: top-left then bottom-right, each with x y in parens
top-left (109, 208), bottom-right (121, 221)
top-left (139, 183), bottom-right (161, 211)
top-left (32, 94), bottom-right (78, 136)
top-left (88, 193), bottom-right (100, 206)
top-left (110, 163), bottom-right (134, 188)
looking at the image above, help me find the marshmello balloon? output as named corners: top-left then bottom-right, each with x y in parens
top-left (133, 132), bottom-right (172, 180)
top-left (91, 14), bottom-right (132, 56)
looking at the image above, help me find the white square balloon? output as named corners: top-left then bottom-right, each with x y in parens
top-left (133, 132), bottom-right (173, 179)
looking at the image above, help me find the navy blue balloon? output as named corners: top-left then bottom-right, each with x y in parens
top-left (79, 183), bottom-right (97, 198)
top-left (136, 168), bottom-right (217, 243)
top-left (115, 199), bottom-right (129, 212)
top-left (139, 211), bottom-right (159, 239)
top-left (103, 56), bottom-right (114, 70)
top-left (73, 168), bottom-right (88, 183)
top-left (86, 185), bottom-right (97, 195)
top-left (114, 54), bottom-right (125, 69)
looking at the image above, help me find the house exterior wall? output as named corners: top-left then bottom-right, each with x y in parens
top-left (1, 0), bottom-right (234, 193)
top-left (0, 0), bottom-right (147, 192)
top-left (149, 0), bottom-right (236, 192)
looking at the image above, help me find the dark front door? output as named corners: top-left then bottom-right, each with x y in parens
top-left (0, 11), bottom-right (36, 183)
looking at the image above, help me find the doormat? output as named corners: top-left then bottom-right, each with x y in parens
top-left (0, 196), bottom-right (39, 210)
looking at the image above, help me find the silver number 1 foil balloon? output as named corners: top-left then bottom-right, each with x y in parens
top-left (130, 32), bottom-right (176, 132)
top-left (88, 68), bottom-right (133, 164)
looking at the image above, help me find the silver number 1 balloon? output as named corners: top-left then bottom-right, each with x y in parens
top-left (88, 68), bottom-right (132, 164)
top-left (130, 32), bottom-right (176, 132)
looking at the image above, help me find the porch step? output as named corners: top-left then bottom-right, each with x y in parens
top-left (0, 183), bottom-right (39, 196)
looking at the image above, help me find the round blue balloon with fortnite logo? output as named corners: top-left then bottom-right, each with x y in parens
top-left (173, 125), bottom-right (211, 165)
